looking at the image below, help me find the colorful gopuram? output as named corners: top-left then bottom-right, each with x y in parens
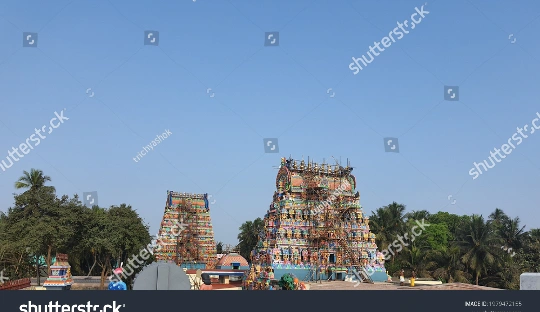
top-left (43, 254), bottom-right (73, 290)
top-left (251, 157), bottom-right (387, 281)
top-left (154, 191), bottom-right (217, 269)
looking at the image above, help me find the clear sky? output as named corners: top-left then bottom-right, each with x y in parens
top-left (1, 0), bottom-right (540, 246)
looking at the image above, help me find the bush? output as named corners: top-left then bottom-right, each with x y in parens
top-left (278, 273), bottom-right (297, 290)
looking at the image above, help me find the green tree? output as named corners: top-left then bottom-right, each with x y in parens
top-left (431, 246), bottom-right (471, 283)
top-left (415, 223), bottom-right (449, 252)
top-left (2, 169), bottom-right (155, 288)
top-left (368, 203), bottom-right (409, 276)
top-left (499, 217), bottom-right (526, 250)
top-left (237, 218), bottom-right (264, 262)
top-left (14, 169), bottom-right (55, 193)
top-left (54, 194), bottom-right (88, 274)
top-left (369, 202), bottom-right (406, 261)
top-left (79, 206), bottom-right (114, 287)
top-left (400, 244), bottom-right (435, 278)
top-left (78, 204), bottom-right (151, 289)
top-left (429, 212), bottom-right (467, 241)
top-left (0, 213), bottom-right (31, 280)
top-left (5, 186), bottom-right (71, 276)
top-left (489, 208), bottom-right (509, 228)
top-left (398, 218), bottom-right (437, 277)
top-left (107, 204), bottom-right (152, 289)
top-left (457, 215), bottom-right (500, 285)
top-left (530, 229), bottom-right (540, 240)
top-left (404, 210), bottom-right (431, 222)
top-left (518, 229), bottom-right (540, 273)
top-left (216, 242), bottom-right (224, 254)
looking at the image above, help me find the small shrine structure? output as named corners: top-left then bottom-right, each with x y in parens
top-left (215, 253), bottom-right (249, 270)
top-left (43, 253), bottom-right (73, 290)
top-left (251, 157), bottom-right (387, 282)
top-left (155, 191), bottom-right (217, 269)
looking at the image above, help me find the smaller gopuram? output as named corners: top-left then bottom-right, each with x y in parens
top-left (155, 191), bottom-right (217, 269)
top-left (251, 157), bottom-right (387, 282)
top-left (43, 254), bottom-right (73, 290)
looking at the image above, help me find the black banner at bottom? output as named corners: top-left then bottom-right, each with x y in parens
top-left (0, 290), bottom-right (538, 312)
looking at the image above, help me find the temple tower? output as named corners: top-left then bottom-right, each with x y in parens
top-left (155, 191), bottom-right (217, 269)
top-left (252, 157), bottom-right (386, 281)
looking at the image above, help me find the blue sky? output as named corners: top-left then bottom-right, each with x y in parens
top-left (1, 0), bottom-right (540, 246)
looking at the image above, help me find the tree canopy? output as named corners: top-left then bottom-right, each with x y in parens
top-left (367, 204), bottom-right (539, 289)
top-left (0, 169), bottom-right (152, 289)
top-left (237, 218), bottom-right (264, 261)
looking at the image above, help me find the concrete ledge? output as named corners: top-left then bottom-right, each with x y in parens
top-left (21, 286), bottom-right (46, 290)
top-left (411, 281), bottom-right (443, 286)
top-left (520, 273), bottom-right (540, 290)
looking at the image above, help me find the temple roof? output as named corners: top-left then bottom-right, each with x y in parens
top-left (217, 253), bottom-right (248, 267)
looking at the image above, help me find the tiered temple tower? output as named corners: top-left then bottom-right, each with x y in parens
top-left (155, 191), bottom-right (217, 269)
top-left (251, 157), bottom-right (386, 281)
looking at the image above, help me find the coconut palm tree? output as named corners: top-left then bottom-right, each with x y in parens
top-left (401, 244), bottom-right (436, 278)
top-left (386, 202), bottom-right (406, 232)
top-left (369, 202), bottom-right (405, 250)
top-left (237, 218), bottom-right (264, 262)
top-left (431, 246), bottom-right (471, 283)
top-left (521, 229), bottom-right (540, 272)
top-left (14, 169), bottom-right (55, 218)
top-left (14, 169), bottom-right (54, 192)
top-left (529, 229), bottom-right (540, 241)
top-left (404, 210), bottom-right (431, 223)
top-left (369, 209), bottom-right (392, 251)
top-left (489, 208), bottom-right (509, 229)
top-left (457, 215), bottom-right (501, 285)
top-left (498, 217), bottom-right (526, 250)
